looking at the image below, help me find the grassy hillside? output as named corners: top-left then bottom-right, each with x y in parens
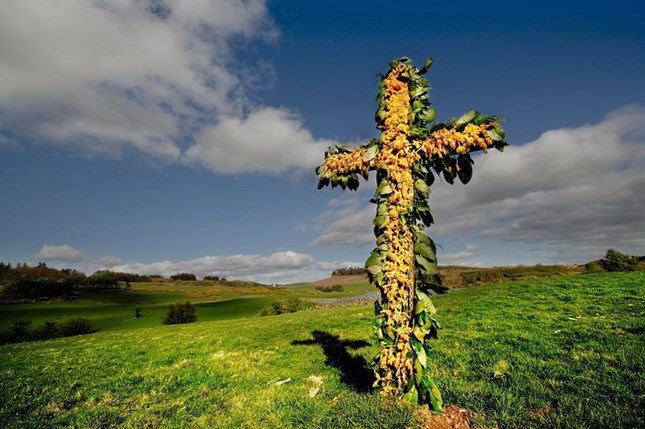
top-left (309, 264), bottom-right (586, 291)
top-left (1, 272), bottom-right (643, 428)
top-left (0, 289), bottom-right (279, 333)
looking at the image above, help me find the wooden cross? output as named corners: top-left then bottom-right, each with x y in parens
top-left (316, 57), bottom-right (506, 407)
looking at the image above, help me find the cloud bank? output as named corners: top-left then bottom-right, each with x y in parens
top-left (311, 106), bottom-right (645, 264)
top-left (102, 250), bottom-right (357, 284)
top-left (0, 0), bottom-right (333, 174)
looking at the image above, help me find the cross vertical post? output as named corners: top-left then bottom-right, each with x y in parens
top-left (317, 57), bottom-right (507, 411)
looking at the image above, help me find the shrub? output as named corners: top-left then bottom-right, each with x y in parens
top-left (3, 320), bottom-right (32, 343)
top-left (1, 318), bottom-right (93, 343)
top-left (163, 302), bottom-right (198, 325)
top-left (461, 269), bottom-right (505, 285)
top-left (315, 284), bottom-right (345, 293)
top-left (171, 273), bottom-right (197, 281)
top-left (259, 298), bottom-right (313, 316)
top-left (58, 318), bottom-right (92, 336)
top-left (33, 321), bottom-right (61, 340)
top-left (585, 260), bottom-right (604, 273)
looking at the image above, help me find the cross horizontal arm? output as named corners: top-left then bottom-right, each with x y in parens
top-left (419, 121), bottom-right (505, 159)
top-left (316, 144), bottom-right (375, 190)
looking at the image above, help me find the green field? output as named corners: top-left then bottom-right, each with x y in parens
top-left (0, 278), bottom-right (376, 335)
top-left (1, 272), bottom-right (643, 428)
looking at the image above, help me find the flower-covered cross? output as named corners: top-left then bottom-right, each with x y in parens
top-left (316, 57), bottom-right (507, 411)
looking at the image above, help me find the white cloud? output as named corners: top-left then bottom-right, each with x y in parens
top-left (310, 197), bottom-right (374, 247)
top-left (184, 107), bottom-right (337, 174)
top-left (96, 256), bottom-right (124, 268)
top-left (439, 244), bottom-right (482, 266)
top-left (109, 250), bottom-right (358, 284)
top-left (33, 244), bottom-right (85, 262)
top-left (0, 1), bottom-right (336, 173)
top-left (311, 106), bottom-right (645, 264)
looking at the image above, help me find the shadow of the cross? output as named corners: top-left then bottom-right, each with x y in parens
top-left (292, 330), bottom-right (374, 393)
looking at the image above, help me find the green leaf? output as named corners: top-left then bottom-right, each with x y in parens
top-left (381, 332), bottom-right (394, 346)
top-left (348, 176), bottom-right (360, 191)
top-left (493, 123), bottom-right (506, 139)
top-left (420, 107), bottom-right (437, 124)
top-left (338, 144), bottom-right (356, 153)
top-left (488, 127), bottom-right (505, 142)
top-left (414, 358), bottom-right (423, 384)
top-left (411, 337), bottom-right (427, 367)
top-left (415, 231), bottom-right (433, 246)
top-left (413, 300), bottom-right (424, 316)
top-left (377, 181), bottom-right (393, 195)
top-left (375, 106), bottom-right (386, 123)
top-left (414, 242), bottom-right (436, 262)
top-left (442, 168), bottom-right (455, 185)
top-left (367, 265), bottom-right (381, 275)
top-left (373, 215), bottom-right (389, 229)
top-left (429, 317), bottom-right (440, 339)
top-left (376, 271), bottom-right (385, 286)
top-left (414, 202), bottom-right (434, 226)
top-left (363, 145), bottom-right (378, 162)
top-left (473, 114), bottom-right (491, 125)
top-left (410, 86), bottom-right (426, 99)
top-left (418, 56), bottom-right (433, 75)
top-left (429, 379), bottom-right (443, 412)
top-left (414, 179), bottom-right (430, 195)
top-left (365, 251), bottom-right (382, 275)
top-left (412, 326), bottom-right (425, 341)
top-left (454, 109), bottom-right (477, 129)
top-left (416, 254), bottom-right (437, 275)
top-left (416, 310), bottom-right (429, 330)
top-left (385, 326), bottom-right (396, 340)
top-left (416, 290), bottom-right (437, 315)
top-left (457, 155), bottom-right (473, 184)
top-left (377, 203), bottom-right (388, 216)
top-left (402, 385), bottom-right (419, 403)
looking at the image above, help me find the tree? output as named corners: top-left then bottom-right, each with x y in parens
top-left (601, 249), bottom-right (638, 272)
top-left (163, 302), bottom-right (197, 324)
top-left (84, 270), bottom-right (119, 290)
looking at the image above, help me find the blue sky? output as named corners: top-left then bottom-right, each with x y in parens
top-left (1, 0), bottom-right (644, 283)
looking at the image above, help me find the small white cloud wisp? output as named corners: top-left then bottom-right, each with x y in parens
top-left (33, 244), bottom-right (85, 262)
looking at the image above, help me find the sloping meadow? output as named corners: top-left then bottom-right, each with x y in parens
top-left (1, 271), bottom-right (643, 428)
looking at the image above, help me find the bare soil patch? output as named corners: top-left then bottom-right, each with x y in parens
top-left (415, 405), bottom-right (472, 429)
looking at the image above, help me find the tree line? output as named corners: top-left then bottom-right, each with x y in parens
top-left (0, 263), bottom-right (232, 301)
top-left (0, 263), bottom-right (152, 301)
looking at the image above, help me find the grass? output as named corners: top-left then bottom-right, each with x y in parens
top-left (0, 271), bottom-right (643, 428)
top-left (0, 295), bottom-right (279, 333)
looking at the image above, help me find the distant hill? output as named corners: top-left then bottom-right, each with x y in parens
top-left (315, 264), bottom-right (587, 290)
top-left (313, 274), bottom-right (368, 287)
